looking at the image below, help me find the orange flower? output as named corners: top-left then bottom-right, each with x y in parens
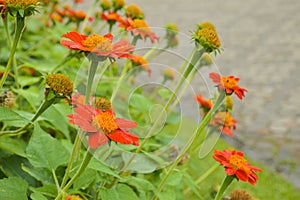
top-left (210, 112), bottom-right (237, 136)
top-left (209, 72), bottom-right (247, 100)
top-left (213, 149), bottom-right (262, 185)
top-left (131, 54), bottom-right (151, 75)
top-left (68, 103), bottom-right (139, 148)
top-left (119, 18), bottom-right (159, 43)
top-left (195, 94), bottom-right (213, 113)
top-left (101, 11), bottom-right (122, 23)
top-left (60, 32), bottom-right (135, 60)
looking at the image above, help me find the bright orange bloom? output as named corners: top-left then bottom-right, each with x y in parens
top-left (210, 112), bottom-right (237, 136)
top-left (60, 32), bottom-right (135, 59)
top-left (209, 72), bottom-right (247, 100)
top-left (68, 104), bottom-right (139, 148)
top-left (213, 149), bottom-right (262, 185)
top-left (101, 11), bottom-right (123, 23)
top-left (131, 54), bottom-right (151, 75)
top-left (119, 18), bottom-right (159, 43)
top-left (195, 94), bottom-right (213, 113)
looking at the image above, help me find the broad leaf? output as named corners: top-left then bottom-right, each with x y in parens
top-left (0, 107), bottom-right (29, 128)
top-left (0, 177), bottom-right (28, 200)
top-left (0, 136), bottom-right (27, 157)
top-left (26, 124), bottom-right (69, 170)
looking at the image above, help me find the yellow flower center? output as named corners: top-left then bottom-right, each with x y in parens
top-left (197, 29), bottom-right (221, 48)
top-left (132, 19), bottom-right (151, 33)
top-left (82, 34), bottom-right (113, 52)
top-left (4, 0), bottom-right (37, 8)
top-left (46, 74), bottom-right (73, 96)
top-left (127, 4), bottom-right (144, 19)
top-left (92, 111), bottom-right (118, 133)
top-left (199, 22), bottom-right (216, 31)
top-left (229, 154), bottom-right (247, 170)
top-left (214, 112), bottom-right (233, 126)
top-left (93, 97), bottom-right (112, 110)
top-left (222, 76), bottom-right (238, 89)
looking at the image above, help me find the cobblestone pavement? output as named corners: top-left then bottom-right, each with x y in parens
top-left (82, 0), bottom-right (300, 188)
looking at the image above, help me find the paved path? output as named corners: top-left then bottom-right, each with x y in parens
top-left (82, 0), bottom-right (300, 187)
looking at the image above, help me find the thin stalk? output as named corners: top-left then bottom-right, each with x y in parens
top-left (0, 15), bottom-right (25, 91)
top-left (153, 92), bottom-right (225, 199)
top-left (52, 169), bottom-right (61, 194)
top-left (214, 175), bottom-right (234, 200)
top-left (183, 163), bottom-right (219, 195)
top-left (55, 150), bottom-right (93, 200)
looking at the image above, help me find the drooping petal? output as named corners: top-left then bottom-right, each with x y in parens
top-left (88, 132), bottom-right (108, 149)
top-left (209, 72), bottom-right (222, 84)
top-left (60, 40), bottom-right (83, 50)
top-left (107, 130), bottom-right (139, 145)
top-left (116, 118), bottom-right (138, 131)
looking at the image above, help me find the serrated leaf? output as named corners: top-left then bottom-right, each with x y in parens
top-left (0, 136), bottom-right (27, 157)
top-left (0, 107), bottom-right (29, 127)
top-left (0, 177), bottom-right (28, 200)
top-left (26, 123), bottom-right (69, 170)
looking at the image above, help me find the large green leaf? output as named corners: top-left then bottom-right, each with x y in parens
top-left (73, 168), bottom-right (97, 190)
top-left (26, 123), bottom-right (69, 170)
top-left (0, 136), bottom-right (27, 157)
top-left (0, 177), bottom-right (28, 200)
top-left (0, 107), bottom-right (29, 127)
top-left (0, 155), bottom-right (39, 187)
top-left (41, 103), bottom-right (72, 140)
top-left (21, 165), bottom-right (54, 185)
top-left (88, 158), bottom-right (121, 179)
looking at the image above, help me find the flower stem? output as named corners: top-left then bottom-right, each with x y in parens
top-left (85, 60), bottom-right (98, 103)
top-left (118, 49), bottom-right (204, 176)
top-left (153, 92), bottom-right (225, 200)
top-left (214, 175), bottom-right (234, 200)
top-left (0, 97), bottom-right (56, 136)
top-left (0, 15), bottom-right (25, 91)
top-left (55, 150), bottom-right (93, 200)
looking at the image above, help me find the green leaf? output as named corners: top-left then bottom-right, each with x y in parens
top-left (122, 152), bottom-right (158, 173)
top-left (26, 123), bottom-right (69, 170)
top-left (12, 87), bottom-right (43, 111)
top-left (41, 103), bottom-right (71, 140)
top-left (0, 136), bottom-right (27, 157)
top-left (21, 165), bottom-right (54, 185)
top-left (99, 184), bottom-right (139, 200)
top-left (122, 176), bottom-right (155, 191)
top-left (73, 168), bottom-right (97, 190)
top-left (18, 76), bottom-right (41, 88)
top-left (0, 177), bottom-right (28, 200)
top-left (129, 93), bottom-right (153, 112)
top-left (156, 189), bottom-right (176, 200)
top-left (182, 171), bottom-right (203, 199)
top-left (0, 155), bottom-right (39, 187)
top-left (0, 107), bottom-right (29, 127)
top-left (88, 158), bottom-right (121, 179)
top-left (30, 192), bottom-right (48, 200)
top-left (160, 170), bottom-right (183, 186)
top-left (29, 184), bottom-right (57, 198)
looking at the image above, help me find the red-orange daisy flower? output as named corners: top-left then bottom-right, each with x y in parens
top-left (130, 54), bottom-right (151, 75)
top-left (195, 94), bottom-right (213, 114)
top-left (68, 104), bottom-right (139, 148)
top-left (210, 111), bottom-right (237, 136)
top-left (60, 32), bottom-right (135, 59)
top-left (101, 11), bottom-right (123, 23)
top-left (119, 18), bottom-right (159, 43)
top-left (213, 149), bottom-right (262, 185)
top-left (209, 72), bottom-right (248, 100)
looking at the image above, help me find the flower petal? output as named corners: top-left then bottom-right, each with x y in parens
top-left (107, 130), bottom-right (139, 145)
top-left (88, 132), bottom-right (108, 149)
top-left (62, 31), bottom-right (87, 44)
top-left (116, 118), bottom-right (137, 130)
top-left (209, 72), bottom-right (222, 84)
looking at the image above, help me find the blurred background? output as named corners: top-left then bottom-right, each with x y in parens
top-left (81, 0), bottom-right (300, 188)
